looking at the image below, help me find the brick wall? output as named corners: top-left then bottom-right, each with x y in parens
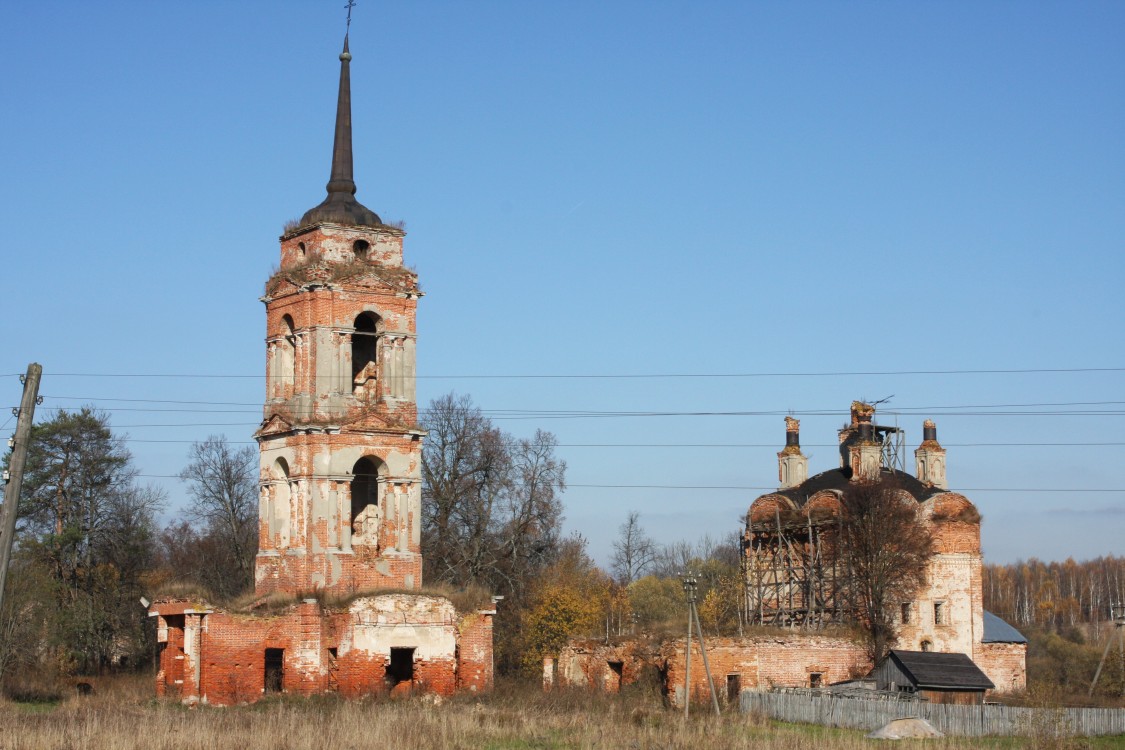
top-left (457, 611), bottom-right (496, 693)
top-left (553, 634), bottom-right (869, 708)
top-left (150, 594), bottom-right (492, 705)
top-left (978, 642), bottom-right (1027, 693)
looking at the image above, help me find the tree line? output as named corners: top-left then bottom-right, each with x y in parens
top-left (983, 556), bottom-right (1125, 629)
top-left (5, 396), bottom-right (1120, 690)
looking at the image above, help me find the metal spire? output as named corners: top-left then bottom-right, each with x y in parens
top-left (300, 3), bottom-right (381, 228)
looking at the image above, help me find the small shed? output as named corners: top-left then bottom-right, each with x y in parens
top-left (873, 650), bottom-right (995, 705)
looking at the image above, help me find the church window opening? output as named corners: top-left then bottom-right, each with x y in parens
top-left (298, 241), bottom-right (307, 258)
top-left (352, 312), bottom-right (380, 393)
top-left (350, 456), bottom-right (381, 543)
top-left (901, 602), bottom-right (912, 624)
top-left (353, 239), bottom-right (369, 260)
top-left (921, 639), bottom-right (933, 652)
top-left (934, 601), bottom-right (946, 625)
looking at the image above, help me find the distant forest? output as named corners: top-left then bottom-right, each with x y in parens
top-left (983, 556), bottom-right (1125, 629)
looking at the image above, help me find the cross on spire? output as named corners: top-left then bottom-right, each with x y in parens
top-left (299, 3), bottom-right (381, 228)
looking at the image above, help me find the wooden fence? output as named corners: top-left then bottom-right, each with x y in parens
top-left (740, 689), bottom-right (1125, 737)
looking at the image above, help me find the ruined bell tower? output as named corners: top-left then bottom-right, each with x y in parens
top-left (255, 36), bottom-right (423, 595)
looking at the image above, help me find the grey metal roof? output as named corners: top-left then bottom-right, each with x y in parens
top-left (982, 610), bottom-right (1028, 644)
top-left (887, 650), bottom-right (995, 691)
top-left (774, 467), bottom-right (946, 506)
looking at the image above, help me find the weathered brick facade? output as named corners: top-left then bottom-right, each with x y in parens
top-left (977, 642), bottom-right (1027, 693)
top-left (549, 635), bottom-right (869, 708)
top-left (742, 403), bottom-right (1025, 694)
top-left (150, 36), bottom-right (494, 706)
top-left (550, 403), bottom-right (1025, 705)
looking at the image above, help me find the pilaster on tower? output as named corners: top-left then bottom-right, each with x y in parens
top-left (254, 35), bottom-right (425, 597)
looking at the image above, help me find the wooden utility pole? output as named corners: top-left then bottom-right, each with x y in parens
top-left (1090, 602), bottom-right (1125, 697)
top-left (682, 573), bottom-right (721, 717)
top-left (0, 363), bottom-right (42, 615)
top-left (683, 573), bottom-right (693, 718)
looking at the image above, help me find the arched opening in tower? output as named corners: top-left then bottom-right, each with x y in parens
top-left (271, 457), bottom-right (291, 547)
top-left (352, 312), bottom-right (380, 392)
top-left (351, 456), bottom-right (382, 545)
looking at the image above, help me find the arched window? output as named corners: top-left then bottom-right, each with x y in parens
top-left (351, 312), bottom-right (380, 393)
top-left (920, 639), bottom-right (933, 653)
top-left (350, 456), bottom-right (382, 545)
top-left (272, 457), bottom-right (291, 547)
top-left (279, 315), bottom-right (296, 394)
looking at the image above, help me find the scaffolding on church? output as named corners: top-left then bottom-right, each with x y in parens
top-left (742, 505), bottom-right (854, 629)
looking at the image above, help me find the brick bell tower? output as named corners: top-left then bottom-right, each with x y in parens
top-left (255, 36), bottom-right (423, 595)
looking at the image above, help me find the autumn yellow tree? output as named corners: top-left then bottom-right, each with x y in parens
top-left (518, 535), bottom-right (611, 674)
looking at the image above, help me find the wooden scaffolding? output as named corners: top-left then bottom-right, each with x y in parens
top-left (742, 507), bottom-right (853, 629)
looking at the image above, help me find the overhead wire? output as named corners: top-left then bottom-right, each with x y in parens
top-left (10, 365), bottom-right (1125, 380)
top-left (124, 473), bottom-right (1124, 492)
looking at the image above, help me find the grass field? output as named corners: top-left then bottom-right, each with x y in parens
top-left (1, 676), bottom-right (1122, 750)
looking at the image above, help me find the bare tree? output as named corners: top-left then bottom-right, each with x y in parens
top-left (835, 478), bottom-right (934, 663)
top-left (421, 393), bottom-right (565, 599)
top-left (421, 393), bottom-right (510, 586)
top-left (178, 435), bottom-right (258, 598)
top-left (611, 511), bottom-right (657, 584)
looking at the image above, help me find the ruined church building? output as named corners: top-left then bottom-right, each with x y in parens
top-left (149, 35), bottom-right (494, 705)
top-left (549, 403), bottom-right (1026, 706)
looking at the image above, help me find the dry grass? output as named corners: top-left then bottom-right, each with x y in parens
top-left (3, 675), bottom-right (1121, 750)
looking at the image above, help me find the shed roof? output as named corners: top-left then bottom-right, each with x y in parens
top-left (982, 611), bottom-right (1028, 644)
top-left (887, 650), bottom-right (995, 691)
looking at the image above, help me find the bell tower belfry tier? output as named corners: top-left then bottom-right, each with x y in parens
top-left (255, 36), bottom-right (424, 596)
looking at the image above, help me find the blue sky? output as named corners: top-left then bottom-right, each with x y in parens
top-left (1, 1), bottom-right (1122, 568)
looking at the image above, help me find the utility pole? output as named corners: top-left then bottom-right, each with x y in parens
top-left (683, 573), bottom-right (693, 718)
top-left (682, 573), bottom-right (721, 717)
top-left (0, 363), bottom-right (42, 616)
top-left (1089, 602), bottom-right (1125, 698)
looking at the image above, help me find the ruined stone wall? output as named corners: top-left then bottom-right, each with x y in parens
top-left (549, 639), bottom-right (663, 693)
top-left (456, 611), bottom-right (496, 693)
top-left (978, 642), bottom-right (1027, 693)
top-left (660, 635), bottom-right (869, 707)
top-left (552, 635), bottom-right (869, 708)
top-left (151, 594), bottom-right (490, 705)
top-left (154, 613), bottom-right (187, 699)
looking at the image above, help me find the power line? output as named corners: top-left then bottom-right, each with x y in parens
top-left (127, 473), bottom-right (1124, 492)
top-left (17, 437), bottom-right (1125, 449)
top-left (566, 484), bottom-right (1124, 493)
top-left (17, 366), bottom-right (1125, 380)
top-left (21, 404), bottom-right (1125, 419)
top-left (42, 394), bottom-right (1125, 411)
